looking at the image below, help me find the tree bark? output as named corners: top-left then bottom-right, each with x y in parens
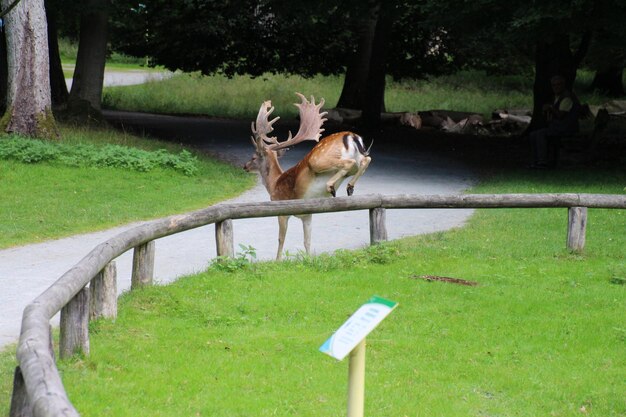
top-left (0, 29), bottom-right (7, 114)
top-left (1, 0), bottom-right (58, 138)
top-left (361, 1), bottom-right (389, 127)
top-left (45, 1), bottom-right (68, 108)
top-left (67, 0), bottom-right (109, 121)
top-left (336, 2), bottom-right (379, 110)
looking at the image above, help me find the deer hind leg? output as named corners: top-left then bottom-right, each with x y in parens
top-left (347, 156), bottom-right (371, 196)
top-left (276, 215), bottom-right (289, 261)
top-left (326, 159), bottom-right (357, 197)
top-left (300, 214), bottom-right (312, 255)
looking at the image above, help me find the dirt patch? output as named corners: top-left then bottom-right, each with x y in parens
top-left (410, 274), bottom-right (479, 286)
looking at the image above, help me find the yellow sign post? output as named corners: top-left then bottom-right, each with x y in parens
top-left (320, 296), bottom-right (398, 417)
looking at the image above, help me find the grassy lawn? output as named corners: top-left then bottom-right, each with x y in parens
top-left (102, 69), bottom-right (618, 120)
top-left (0, 126), bottom-right (255, 248)
top-left (1, 60), bottom-right (623, 416)
top-left (0, 167), bottom-right (616, 417)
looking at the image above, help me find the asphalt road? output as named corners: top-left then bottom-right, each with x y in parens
top-left (0, 97), bottom-right (476, 351)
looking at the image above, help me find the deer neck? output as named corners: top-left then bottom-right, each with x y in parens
top-left (259, 151), bottom-right (284, 197)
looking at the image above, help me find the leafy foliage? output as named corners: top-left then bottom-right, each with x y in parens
top-left (0, 136), bottom-right (199, 175)
top-left (109, 0), bottom-right (458, 80)
top-left (209, 244), bottom-right (258, 272)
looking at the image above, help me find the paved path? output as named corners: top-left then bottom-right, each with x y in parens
top-left (65, 69), bottom-right (172, 90)
top-left (0, 80), bottom-right (476, 350)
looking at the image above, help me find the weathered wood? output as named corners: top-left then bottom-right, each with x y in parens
top-left (17, 310), bottom-right (80, 417)
top-left (131, 241), bottom-right (155, 289)
top-left (90, 261), bottom-right (117, 320)
top-left (48, 324), bottom-right (55, 362)
top-left (60, 287), bottom-right (90, 359)
top-left (14, 193), bottom-right (626, 417)
top-left (215, 219), bottom-right (234, 257)
top-left (9, 366), bottom-right (33, 417)
top-left (11, 325), bottom-right (57, 417)
top-left (567, 207), bottom-right (587, 252)
top-left (369, 207), bottom-right (388, 244)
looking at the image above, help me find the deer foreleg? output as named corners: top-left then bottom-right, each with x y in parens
top-left (276, 215), bottom-right (289, 260)
top-left (347, 156), bottom-right (371, 196)
top-left (300, 214), bottom-right (312, 255)
top-left (326, 159), bottom-right (356, 197)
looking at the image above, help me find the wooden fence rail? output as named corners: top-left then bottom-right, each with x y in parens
top-left (11, 193), bottom-right (626, 417)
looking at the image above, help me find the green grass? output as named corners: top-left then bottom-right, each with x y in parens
top-left (0, 126), bottom-right (255, 249)
top-left (103, 72), bottom-right (346, 119)
top-left (59, 37), bottom-right (145, 67)
top-left (2, 57), bottom-right (624, 416)
top-left (102, 69), bottom-right (619, 120)
top-left (6, 167), bottom-right (616, 417)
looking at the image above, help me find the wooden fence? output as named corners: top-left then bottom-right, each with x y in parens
top-left (10, 193), bottom-right (626, 417)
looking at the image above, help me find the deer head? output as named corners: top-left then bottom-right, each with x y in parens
top-left (244, 93), bottom-right (328, 184)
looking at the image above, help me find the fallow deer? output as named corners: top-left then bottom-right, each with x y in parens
top-left (244, 93), bottom-right (372, 260)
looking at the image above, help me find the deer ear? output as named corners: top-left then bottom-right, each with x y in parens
top-left (276, 148), bottom-right (288, 158)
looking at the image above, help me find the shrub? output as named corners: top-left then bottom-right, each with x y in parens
top-left (0, 136), bottom-right (199, 176)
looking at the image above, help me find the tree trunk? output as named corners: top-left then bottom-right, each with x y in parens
top-left (529, 34), bottom-right (576, 132)
top-left (1, 0), bottom-right (58, 138)
top-left (0, 29), bottom-right (7, 114)
top-left (45, 1), bottom-right (69, 108)
top-left (361, 1), bottom-right (389, 128)
top-left (591, 65), bottom-right (625, 97)
top-left (67, 0), bottom-right (109, 121)
top-left (336, 2), bottom-right (379, 110)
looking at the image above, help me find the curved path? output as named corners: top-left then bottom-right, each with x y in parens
top-left (0, 109), bottom-right (476, 351)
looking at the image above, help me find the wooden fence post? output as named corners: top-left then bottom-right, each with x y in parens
top-left (90, 261), bottom-right (117, 321)
top-left (11, 325), bottom-right (54, 417)
top-left (567, 207), bottom-right (587, 252)
top-left (60, 287), bottom-right (90, 359)
top-left (9, 366), bottom-right (32, 417)
top-left (215, 219), bottom-right (234, 257)
top-left (369, 208), bottom-right (388, 245)
top-left (131, 241), bottom-right (155, 289)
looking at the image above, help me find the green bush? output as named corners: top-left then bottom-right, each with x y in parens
top-left (0, 136), bottom-right (199, 176)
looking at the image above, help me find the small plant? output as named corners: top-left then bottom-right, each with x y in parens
top-left (209, 244), bottom-right (257, 272)
top-left (0, 136), bottom-right (199, 175)
top-left (282, 242), bottom-right (401, 271)
top-left (361, 242), bottom-right (401, 264)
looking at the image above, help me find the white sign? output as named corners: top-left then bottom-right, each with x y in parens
top-left (320, 296), bottom-right (398, 361)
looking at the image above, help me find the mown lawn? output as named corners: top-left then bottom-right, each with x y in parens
top-left (102, 69), bottom-right (617, 120)
top-left (43, 167), bottom-right (625, 417)
top-left (1, 64), bottom-right (623, 417)
top-left (0, 126), bottom-right (255, 248)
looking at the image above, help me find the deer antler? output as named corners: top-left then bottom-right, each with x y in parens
top-left (251, 100), bottom-right (281, 146)
top-left (251, 93), bottom-right (327, 151)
